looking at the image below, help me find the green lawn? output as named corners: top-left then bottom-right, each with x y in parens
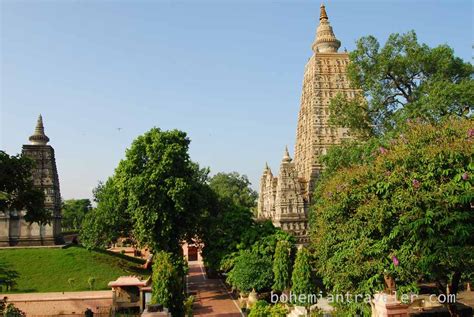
top-left (0, 245), bottom-right (150, 293)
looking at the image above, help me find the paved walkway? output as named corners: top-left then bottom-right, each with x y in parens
top-left (187, 262), bottom-right (242, 317)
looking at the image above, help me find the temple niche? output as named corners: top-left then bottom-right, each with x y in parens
top-left (257, 5), bottom-right (357, 244)
top-left (0, 115), bottom-right (63, 246)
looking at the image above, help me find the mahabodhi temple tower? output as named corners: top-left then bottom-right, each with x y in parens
top-left (257, 5), bottom-right (357, 243)
top-left (0, 115), bottom-right (62, 246)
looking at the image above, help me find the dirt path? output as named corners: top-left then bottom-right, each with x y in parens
top-left (187, 262), bottom-right (242, 317)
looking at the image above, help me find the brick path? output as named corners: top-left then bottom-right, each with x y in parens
top-left (187, 262), bottom-right (242, 317)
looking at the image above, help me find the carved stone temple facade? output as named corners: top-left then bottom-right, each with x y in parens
top-left (0, 115), bottom-right (62, 246)
top-left (257, 5), bottom-right (358, 243)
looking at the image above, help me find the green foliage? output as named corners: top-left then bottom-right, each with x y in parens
top-left (311, 119), bottom-right (473, 314)
top-left (248, 300), bottom-right (288, 317)
top-left (319, 138), bottom-right (382, 180)
top-left (201, 171), bottom-right (278, 273)
top-left (117, 128), bottom-right (212, 253)
top-left (61, 199), bottom-right (92, 231)
top-left (209, 212), bottom-right (293, 290)
top-left (151, 251), bottom-right (186, 317)
top-left (0, 259), bottom-right (19, 291)
top-left (209, 172), bottom-right (258, 209)
top-left (200, 203), bottom-right (253, 272)
top-left (291, 247), bottom-right (316, 307)
top-left (269, 303), bottom-right (288, 317)
top-left (0, 151), bottom-right (49, 224)
top-left (248, 300), bottom-right (270, 317)
top-left (227, 250), bottom-right (273, 293)
top-left (184, 295), bottom-right (194, 317)
top-left (121, 128), bottom-right (212, 252)
top-left (80, 177), bottom-right (131, 249)
top-left (329, 31), bottom-right (473, 137)
top-left (272, 240), bottom-right (293, 292)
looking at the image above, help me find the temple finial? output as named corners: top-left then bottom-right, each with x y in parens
top-left (282, 146), bottom-right (292, 162)
top-left (29, 114), bottom-right (50, 145)
top-left (320, 3), bottom-right (328, 20)
top-left (312, 4), bottom-right (341, 53)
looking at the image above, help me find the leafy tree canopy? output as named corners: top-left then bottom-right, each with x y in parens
top-left (311, 119), bottom-right (473, 315)
top-left (0, 151), bottom-right (49, 224)
top-left (117, 128), bottom-right (212, 253)
top-left (209, 172), bottom-right (258, 210)
top-left (80, 128), bottom-right (212, 253)
top-left (61, 199), bottom-right (92, 231)
top-left (200, 172), bottom-right (280, 273)
top-left (329, 31), bottom-right (473, 138)
top-left (80, 177), bottom-right (131, 249)
top-left (227, 249), bottom-right (273, 293)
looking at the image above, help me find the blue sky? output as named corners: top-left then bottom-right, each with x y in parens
top-left (1, 0), bottom-right (472, 200)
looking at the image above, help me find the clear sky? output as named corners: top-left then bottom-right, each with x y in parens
top-left (1, 0), bottom-right (472, 200)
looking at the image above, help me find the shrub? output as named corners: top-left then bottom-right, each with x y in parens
top-left (272, 240), bottom-right (293, 292)
top-left (184, 295), bottom-right (194, 317)
top-left (291, 247), bottom-right (316, 307)
top-left (248, 300), bottom-right (288, 317)
top-left (87, 277), bottom-right (96, 290)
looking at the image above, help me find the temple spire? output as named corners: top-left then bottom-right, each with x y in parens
top-left (312, 4), bottom-right (341, 53)
top-left (29, 114), bottom-right (50, 145)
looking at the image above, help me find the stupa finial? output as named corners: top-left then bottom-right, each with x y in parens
top-left (320, 3), bottom-right (328, 20)
top-left (282, 146), bottom-right (292, 163)
top-left (29, 114), bottom-right (50, 145)
top-left (312, 4), bottom-right (341, 53)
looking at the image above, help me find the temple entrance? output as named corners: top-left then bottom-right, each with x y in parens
top-left (187, 245), bottom-right (198, 262)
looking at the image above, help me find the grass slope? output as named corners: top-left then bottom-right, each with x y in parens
top-left (0, 246), bottom-right (149, 293)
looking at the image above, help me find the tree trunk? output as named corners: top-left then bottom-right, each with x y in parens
top-left (447, 271), bottom-right (461, 317)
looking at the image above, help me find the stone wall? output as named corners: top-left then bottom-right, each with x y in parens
top-left (2, 291), bottom-right (112, 316)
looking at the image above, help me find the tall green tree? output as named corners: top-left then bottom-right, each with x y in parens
top-left (329, 31), bottom-right (473, 138)
top-left (311, 119), bottom-right (473, 316)
top-left (0, 151), bottom-right (49, 224)
top-left (80, 128), bottom-right (211, 253)
top-left (62, 199), bottom-right (92, 231)
top-left (117, 128), bottom-right (211, 253)
top-left (291, 247), bottom-right (315, 307)
top-left (272, 240), bottom-right (293, 292)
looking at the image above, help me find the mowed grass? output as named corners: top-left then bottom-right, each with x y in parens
top-left (0, 245), bottom-right (150, 293)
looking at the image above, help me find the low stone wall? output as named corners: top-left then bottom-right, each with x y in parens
top-left (2, 290), bottom-right (112, 316)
